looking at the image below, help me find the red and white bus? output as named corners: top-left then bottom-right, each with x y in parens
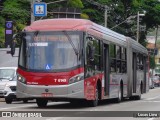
top-left (16, 18), bottom-right (149, 107)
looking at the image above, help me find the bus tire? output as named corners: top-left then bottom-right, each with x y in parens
top-left (130, 83), bottom-right (142, 100)
top-left (89, 86), bottom-right (99, 107)
top-left (36, 99), bottom-right (48, 107)
top-left (5, 98), bottom-right (12, 104)
top-left (23, 99), bottom-right (28, 103)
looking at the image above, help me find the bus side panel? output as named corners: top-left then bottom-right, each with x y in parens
top-left (136, 70), bottom-right (144, 94)
top-left (84, 74), bottom-right (103, 100)
top-left (109, 74), bottom-right (128, 98)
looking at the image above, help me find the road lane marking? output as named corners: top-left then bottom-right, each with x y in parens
top-left (0, 104), bottom-right (36, 110)
top-left (145, 95), bottom-right (160, 100)
top-left (135, 100), bottom-right (160, 103)
top-left (0, 102), bottom-right (68, 111)
top-left (46, 117), bottom-right (64, 120)
top-left (148, 118), bottom-right (155, 120)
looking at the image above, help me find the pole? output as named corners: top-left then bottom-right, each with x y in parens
top-left (46, 0), bottom-right (67, 5)
top-left (137, 11), bottom-right (139, 42)
top-left (154, 26), bottom-right (159, 65)
top-left (104, 5), bottom-right (108, 28)
top-left (31, 0), bottom-right (35, 24)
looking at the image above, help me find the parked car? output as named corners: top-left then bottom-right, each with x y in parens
top-left (0, 67), bottom-right (17, 98)
top-left (149, 77), bottom-right (155, 89)
top-left (0, 67), bottom-right (30, 104)
top-left (152, 75), bottom-right (160, 87)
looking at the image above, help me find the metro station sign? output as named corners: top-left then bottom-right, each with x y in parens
top-left (5, 21), bottom-right (13, 48)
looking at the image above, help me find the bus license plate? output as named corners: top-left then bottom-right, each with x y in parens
top-left (41, 93), bottom-right (53, 97)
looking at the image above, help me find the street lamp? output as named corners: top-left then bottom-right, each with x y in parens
top-left (136, 11), bottom-right (145, 42)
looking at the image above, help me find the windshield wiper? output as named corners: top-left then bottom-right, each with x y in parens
top-left (63, 31), bottom-right (79, 56)
top-left (26, 31), bottom-right (39, 58)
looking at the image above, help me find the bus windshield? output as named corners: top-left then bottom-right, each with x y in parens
top-left (19, 31), bottom-right (82, 71)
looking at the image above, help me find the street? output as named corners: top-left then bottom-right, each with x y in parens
top-left (0, 48), bottom-right (18, 67)
top-left (0, 87), bottom-right (160, 120)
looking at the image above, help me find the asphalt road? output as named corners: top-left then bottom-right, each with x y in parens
top-left (0, 48), bottom-right (18, 67)
top-left (0, 87), bottom-right (160, 120)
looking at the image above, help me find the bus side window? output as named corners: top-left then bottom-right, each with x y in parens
top-left (109, 44), bottom-right (116, 72)
top-left (122, 62), bottom-right (127, 73)
top-left (137, 54), bottom-right (144, 70)
top-left (116, 46), bottom-right (121, 73)
top-left (86, 37), bottom-right (101, 71)
top-left (110, 59), bottom-right (116, 72)
top-left (137, 54), bottom-right (140, 70)
top-left (121, 48), bottom-right (127, 73)
top-left (86, 41), bottom-right (95, 66)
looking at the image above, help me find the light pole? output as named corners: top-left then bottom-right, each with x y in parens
top-left (46, 0), bottom-right (67, 5)
top-left (104, 5), bottom-right (108, 28)
top-left (31, 0), bottom-right (35, 24)
top-left (136, 11), bottom-right (145, 42)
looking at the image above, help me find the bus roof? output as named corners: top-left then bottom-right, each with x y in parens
top-left (25, 18), bottom-right (126, 46)
top-left (127, 37), bottom-right (148, 54)
top-left (25, 18), bottom-right (93, 31)
top-left (24, 18), bottom-right (147, 54)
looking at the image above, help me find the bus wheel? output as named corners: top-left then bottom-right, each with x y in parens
top-left (36, 99), bottom-right (48, 107)
top-left (23, 99), bottom-right (28, 103)
top-left (89, 86), bottom-right (99, 107)
top-left (116, 85), bottom-right (123, 103)
top-left (5, 98), bottom-right (12, 104)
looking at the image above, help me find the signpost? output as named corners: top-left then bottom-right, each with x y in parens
top-left (33, 2), bottom-right (47, 17)
top-left (5, 21), bottom-right (13, 48)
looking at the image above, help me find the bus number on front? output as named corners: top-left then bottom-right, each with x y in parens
top-left (54, 79), bottom-right (67, 83)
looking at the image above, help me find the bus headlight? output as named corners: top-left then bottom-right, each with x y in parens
top-left (69, 73), bottom-right (84, 84)
top-left (17, 74), bottom-right (26, 84)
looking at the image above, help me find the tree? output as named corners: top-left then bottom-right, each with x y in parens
top-left (67, 0), bottom-right (84, 8)
top-left (150, 55), bottom-right (156, 69)
top-left (0, 0), bottom-right (30, 48)
top-left (143, 0), bottom-right (160, 30)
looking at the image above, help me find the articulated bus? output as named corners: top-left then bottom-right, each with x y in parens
top-left (16, 18), bottom-right (149, 107)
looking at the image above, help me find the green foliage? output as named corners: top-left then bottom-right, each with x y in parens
top-left (16, 23), bottom-right (25, 32)
top-left (0, 27), bottom-right (5, 48)
top-left (81, 13), bottom-right (89, 19)
top-left (143, 0), bottom-right (160, 29)
top-left (67, 0), bottom-right (84, 8)
top-left (0, 0), bottom-right (30, 48)
top-left (0, 0), bottom-right (160, 49)
top-left (2, 0), bottom-right (30, 24)
top-left (150, 56), bottom-right (156, 69)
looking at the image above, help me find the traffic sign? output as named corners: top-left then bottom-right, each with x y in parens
top-left (33, 2), bottom-right (47, 17)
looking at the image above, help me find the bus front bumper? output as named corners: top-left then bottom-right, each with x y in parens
top-left (16, 80), bottom-right (84, 100)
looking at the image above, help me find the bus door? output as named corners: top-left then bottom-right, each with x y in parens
top-left (104, 44), bottom-right (110, 96)
top-left (143, 56), bottom-right (147, 93)
top-left (133, 52), bottom-right (137, 93)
